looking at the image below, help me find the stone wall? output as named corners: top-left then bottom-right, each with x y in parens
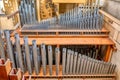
top-left (104, 11), bottom-right (120, 80)
top-left (102, 0), bottom-right (120, 80)
top-left (103, 0), bottom-right (120, 20)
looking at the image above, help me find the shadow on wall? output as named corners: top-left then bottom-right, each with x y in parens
top-left (103, 0), bottom-right (120, 20)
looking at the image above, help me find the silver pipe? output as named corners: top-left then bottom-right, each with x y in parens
top-left (108, 63), bottom-right (113, 74)
top-left (48, 45), bottom-right (53, 75)
top-left (0, 32), bottom-right (5, 60)
top-left (70, 51), bottom-right (74, 74)
top-left (24, 37), bottom-right (32, 74)
top-left (92, 60), bottom-right (97, 74)
top-left (79, 56), bottom-right (83, 74)
top-left (55, 48), bottom-right (60, 75)
top-left (32, 40), bottom-right (39, 75)
top-left (87, 58), bottom-right (92, 74)
top-left (66, 50), bottom-right (71, 74)
top-left (62, 48), bottom-right (67, 75)
top-left (111, 64), bottom-right (116, 74)
top-left (90, 59), bottom-right (95, 74)
top-left (76, 53), bottom-right (81, 74)
top-left (73, 52), bottom-right (78, 74)
top-left (99, 61), bottom-right (105, 74)
top-left (93, 60), bottom-right (98, 74)
top-left (5, 30), bottom-right (15, 68)
top-left (82, 56), bottom-right (87, 74)
top-left (15, 33), bottom-right (24, 72)
top-left (85, 59), bottom-right (90, 74)
top-left (41, 43), bottom-right (47, 75)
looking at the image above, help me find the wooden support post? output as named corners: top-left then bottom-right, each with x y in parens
top-left (36, 0), bottom-right (41, 22)
top-left (9, 68), bottom-right (22, 80)
top-left (104, 45), bottom-right (112, 62)
top-left (0, 59), bottom-right (12, 80)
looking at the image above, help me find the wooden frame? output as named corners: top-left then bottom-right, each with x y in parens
top-left (0, 59), bottom-right (11, 80)
top-left (52, 0), bottom-right (86, 3)
top-left (22, 66), bottom-right (116, 80)
top-left (9, 68), bottom-right (22, 80)
top-left (11, 36), bottom-right (115, 62)
top-left (19, 27), bottom-right (109, 38)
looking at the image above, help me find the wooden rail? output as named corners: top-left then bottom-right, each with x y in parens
top-left (11, 37), bottom-right (114, 46)
top-left (20, 27), bottom-right (109, 38)
top-left (11, 37), bottom-right (114, 62)
top-left (22, 65), bottom-right (116, 80)
top-left (52, 0), bottom-right (86, 3)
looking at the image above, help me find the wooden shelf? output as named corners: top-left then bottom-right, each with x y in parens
top-left (19, 27), bottom-right (110, 38)
top-left (21, 27), bottom-right (109, 33)
top-left (23, 65), bottom-right (116, 79)
top-left (11, 37), bottom-right (114, 46)
top-left (0, 59), bottom-right (12, 80)
top-left (52, 0), bottom-right (86, 3)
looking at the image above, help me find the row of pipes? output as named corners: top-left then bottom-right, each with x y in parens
top-left (22, 0), bottom-right (103, 31)
top-left (0, 31), bottom-right (116, 75)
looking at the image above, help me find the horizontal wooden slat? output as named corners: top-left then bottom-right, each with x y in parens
top-left (52, 0), bottom-right (86, 3)
top-left (21, 27), bottom-right (109, 32)
top-left (11, 37), bottom-right (114, 45)
top-left (23, 65), bottom-right (115, 80)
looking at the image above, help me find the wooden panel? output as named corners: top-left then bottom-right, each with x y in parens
top-left (63, 78), bottom-right (114, 80)
top-left (11, 37), bottom-right (114, 45)
top-left (9, 68), bottom-right (22, 80)
top-left (23, 65), bottom-right (115, 80)
top-left (23, 77), bottom-right (115, 80)
top-left (99, 10), bottom-right (120, 26)
top-left (109, 25), bottom-right (115, 38)
top-left (0, 59), bottom-right (11, 80)
top-left (19, 27), bottom-right (110, 38)
top-left (63, 79), bottom-right (82, 80)
top-left (21, 27), bottom-right (109, 32)
top-left (102, 10), bottom-right (120, 41)
top-left (52, 0), bottom-right (86, 3)
top-left (104, 45), bottom-right (112, 62)
top-left (102, 9), bottom-right (120, 45)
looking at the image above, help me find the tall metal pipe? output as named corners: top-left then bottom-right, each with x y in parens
top-left (70, 51), bottom-right (74, 74)
top-left (73, 52), bottom-right (78, 74)
top-left (48, 45), bottom-right (53, 75)
top-left (24, 37), bottom-right (32, 74)
top-left (15, 33), bottom-right (24, 72)
top-left (0, 31), bottom-right (5, 60)
top-left (5, 30), bottom-right (15, 68)
top-left (41, 43), bottom-right (47, 75)
top-left (55, 48), bottom-right (60, 75)
top-left (32, 40), bottom-right (39, 75)
top-left (66, 50), bottom-right (71, 74)
top-left (62, 48), bottom-right (67, 75)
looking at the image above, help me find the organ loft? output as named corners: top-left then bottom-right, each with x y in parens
top-left (0, 0), bottom-right (120, 80)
